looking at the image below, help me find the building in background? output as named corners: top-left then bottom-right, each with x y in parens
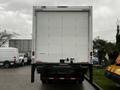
top-left (9, 39), bottom-right (32, 54)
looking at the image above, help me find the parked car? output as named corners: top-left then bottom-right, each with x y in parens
top-left (19, 53), bottom-right (28, 65)
top-left (93, 57), bottom-right (99, 65)
top-left (0, 47), bottom-right (20, 68)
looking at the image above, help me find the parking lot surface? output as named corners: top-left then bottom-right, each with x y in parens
top-left (0, 66), bottom-right (95, 90)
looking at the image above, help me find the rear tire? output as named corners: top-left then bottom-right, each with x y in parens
top-left (76, 80), bottom-right (83, 84)
top-left (4, 62), bottom-right (10, 68)
top-left (41, 80), bottom-right (47, 84)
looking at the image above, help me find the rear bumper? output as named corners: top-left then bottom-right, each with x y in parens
top-left (0, 61), bottom-right (17, 65)
top-left (36, 63), bottom-right (89, 74)
top-left (105, 70), bottom-right (120, 84)
top-left (41, 76), bottom-right (84, 81)
top-left (31, 63), bottom-right (93, 83)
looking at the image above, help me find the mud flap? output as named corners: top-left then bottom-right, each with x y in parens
top-left (31, 64), bottom-right (36, 83)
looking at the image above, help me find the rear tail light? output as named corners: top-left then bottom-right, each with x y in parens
top-left (49, 77), bottom-right (54, 80)
top-left (36, 61), bottom-right (42, 63)
top-left (59, 77), bottom-right (65, 80)
top-left (70, 78), bottom-right (76, 80)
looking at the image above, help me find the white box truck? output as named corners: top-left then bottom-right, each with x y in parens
top-left (0, 47), bottom-right (19, 68)
top-left (31, 6), bottom-right (93, 84)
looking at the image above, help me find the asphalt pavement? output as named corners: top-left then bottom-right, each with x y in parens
top-left (0, 66), bottom-right (95, 90)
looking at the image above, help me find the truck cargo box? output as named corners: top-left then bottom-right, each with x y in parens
top-left (31, 6), bottom-right (93, 84)
top-left (32, 6), bottom-right (92, 63)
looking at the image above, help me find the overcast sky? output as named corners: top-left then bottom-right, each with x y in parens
top-left (0, 0), bottom-right (120, 42)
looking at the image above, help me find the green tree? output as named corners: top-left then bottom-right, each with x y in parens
top-left (0, 30), bottom-right (13, 47)
top-left (93, 39), bottom-right (116, 66)
top-left (93, 39), bottom-right (107, 65)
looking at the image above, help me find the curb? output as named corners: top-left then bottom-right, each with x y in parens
top-left (84, 76), bottom-right (103, 90)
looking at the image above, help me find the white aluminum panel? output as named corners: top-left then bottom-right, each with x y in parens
top-left (35, 12), bottom-right (89, 63)
top-left (62, 12), bottom-right (88, 62)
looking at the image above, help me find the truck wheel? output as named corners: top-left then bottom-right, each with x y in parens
top-left (41, 80), bottom-right (47, 84)
top-left (76, 80), bottom-right (83, 84)
top-left (4, 62), bottom-right (10, 68)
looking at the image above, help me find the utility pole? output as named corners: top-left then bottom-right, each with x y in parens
top-left (116, 19), bottom-right (120, 44)
top-left (116, 18), bottom-right (120, 52)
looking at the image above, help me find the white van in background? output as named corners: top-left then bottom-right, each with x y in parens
top-left (0, 47), bottom-right (19, 68)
